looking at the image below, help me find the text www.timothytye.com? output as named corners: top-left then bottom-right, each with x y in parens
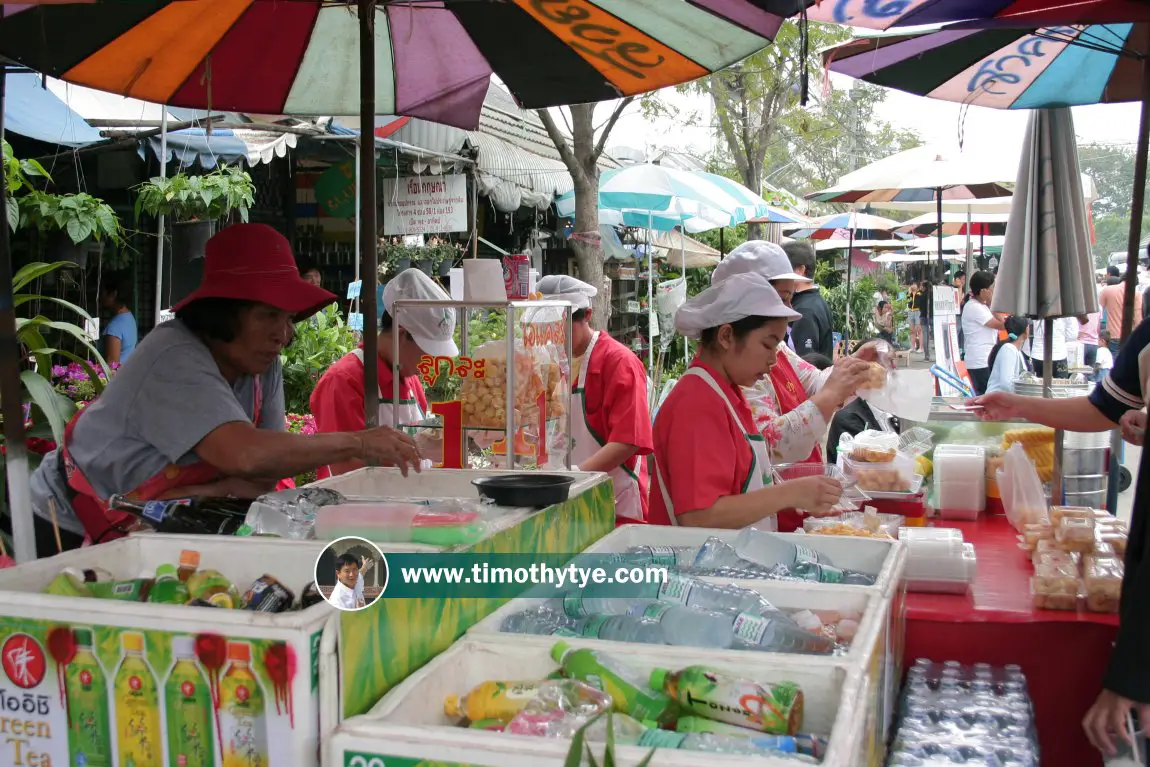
top-left (398, 562), bottom-right (668, 591)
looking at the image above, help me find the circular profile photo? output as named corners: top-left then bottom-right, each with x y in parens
top-left (314, 537), bottom-right (388, 612)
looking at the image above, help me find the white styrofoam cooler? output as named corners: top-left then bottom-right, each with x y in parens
top-left (581, 526), bottom-right (907, 597)
top-left (0, 534), bottom-right (425, 767)
top-left (327, 639), bottom-right (871, 767)
top-left (305, 466), bottom-right (608, 546)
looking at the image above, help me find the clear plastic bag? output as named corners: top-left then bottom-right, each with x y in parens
top-left (313, 497), bottom-right (491, 546)
top-left (505, 680), bottom-right (613, 738)
top-left (998, 443), bottom-right (1050, 533)
top-left (848, 430), bottom-right (899, 462)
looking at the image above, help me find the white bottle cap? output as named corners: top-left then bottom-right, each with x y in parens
top-left (171, 635), bottom-right (197, 658)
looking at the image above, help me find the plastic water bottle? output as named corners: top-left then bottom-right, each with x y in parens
top-left (572, 573), bottom-right (778, 617)
top-left (501, 607), bottom-right (573, 635)
top-left (572, 614), bottom-right (664, 645)
top-left (637, 727), bottom-right (804, 756)
top-left (625, 601), bottom-right (733, 649)
top-left (788, 560), bottom-right (877, 586)
top-left (734, 526), bottom-right (834, 568)
top-left (622, 545), bottom-right (699, 567)
top-left (692, 537), bottom-right (771, 574)
top-left (730, 612), bottom-right (835, 655)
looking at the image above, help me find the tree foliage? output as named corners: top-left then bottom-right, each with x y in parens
top-left (538, 101), bottom-right (633, 329)
top-left (1078, 142), bottom-right (1148, 262)
top-left (644, 21), bottom-right (920, 236)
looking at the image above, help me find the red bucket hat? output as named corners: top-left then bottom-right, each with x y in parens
top-left (171, 224), bottom-right (337, 321)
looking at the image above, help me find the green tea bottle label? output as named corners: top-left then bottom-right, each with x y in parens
top-left (220, 642), bottom-right (268, 767)
top-left (652, 665), bottom-right (804, 735)
top-left (67, 629), bottom-right (111, 767)
top-left (166, 637), bottom-right (216, 767)
top-left (114, 631), bottom-right (162, 767)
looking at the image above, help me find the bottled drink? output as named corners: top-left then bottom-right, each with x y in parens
top-left (551, 643), bottom-right (676, 724)
top-left (148, 564), bottom-right (189, 604)
top-left (177, 550), bottom-right (200, 582)
top-left (108, 495), bottom-right (251, 536)
top-left (787, 560), bottom-right (876, 586)
top-left (692, 537), bottom-right (771, 574)
top-left (734, 527), bottom-right (833, 568)
top-left (571, 573), bottom-right (777, 617)
top-left (66, 628), bottom-right (111, 767)
top-left (731, 612), bottom-right (835, 654)
top-left (621, 545), bottom-right (699, 568)
top-left (114, 631), bottom-right (162, 767)
top-left (165, 636), bottom-right (216, 767)
top-left (443, 680), bottom-right (546, 721)
top-left (572, 614), bottom-right (664, 645)
top-left (501, 608), bottom-right (573, 635)
top-left (219, 642), bottom-right (269, 767)
top-left (637, 727), bottom-right (802, 756)
top-left (625, 601), bottom-right (733, 648)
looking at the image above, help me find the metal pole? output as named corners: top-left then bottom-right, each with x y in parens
top-left (354, 137), bottom-right (361, 288)
top-left (1120, 61), bottom-right (1150, 346)
top-left (0, 70), bottom-right (33, 563)
top-left (647, 213), bottom-right (653, 374)
top-left (153, 111), bottom-right (168, 327)
top-left (359, 0), bottom-right (379, 430)
top-left (680, 225), bottom-right (687, 369)
top-left (965, 205), bottom-right (973, 278)
top-left (845, 223), bottom-right (854, 341)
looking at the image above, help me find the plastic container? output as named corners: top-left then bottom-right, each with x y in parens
top-left (933, 444), bottom-right (987, 486)
top-left (905, 543), bottom-right (976, 585)
top-left (772, 463), bottom-right (870, 512)
top-left (898, 427), bottom-right (934, 457)
top-left (803, 511), bottom-right (902, 539)
top-left (1083, 557), bottom-right (1123, 614)
top-left (1021, 523), bottom-right (1054, 551)
top-left (1050, 505), bottom-right (1094, 527)
top-left (863, 475), bottom-right (924, 499)
top-left (1031, 561), bottom-right (1081, 611)
top-left (898, 527), bottom-right (965, 558)
top-left (847, 430), bottom-right (899, 463)
top-left (1055, 516), bottom-right (1096, 553)
top-left (844, 454), bottom-right (916, 493)
top-left (325, 639), bottom-right (871, 767)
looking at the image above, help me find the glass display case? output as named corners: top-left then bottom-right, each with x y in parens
top-left (904, 394), bottom-right (1112, 511)
top-left (389, 299), bottom-right (574, 470)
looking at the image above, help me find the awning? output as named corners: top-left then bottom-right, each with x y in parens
top-left (139, 128), bottom-right (248, 168)
top-left (4, 72), bottom-right (102, 146)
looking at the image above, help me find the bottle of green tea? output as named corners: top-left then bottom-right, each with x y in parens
top-left (649, 665), bottom-right (803, 735)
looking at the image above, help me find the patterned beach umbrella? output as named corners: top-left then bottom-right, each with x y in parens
top-left (0, 0), bottom-right (805, 129)
top-left (805, 0), bottom-right (1150, 31)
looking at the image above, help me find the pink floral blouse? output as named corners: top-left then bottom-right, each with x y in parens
top-left (743, 346), bottom-right (833, 463)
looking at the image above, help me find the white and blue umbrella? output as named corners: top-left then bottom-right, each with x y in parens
top-left (691, 171), bottom-right (801, 224)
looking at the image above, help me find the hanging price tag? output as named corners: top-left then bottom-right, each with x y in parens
top-left (346, 280), bottom-right (363, 299)
top-left (348, 313), bottom-right (364, 331)
top-left (431, 400), bottom-right (463, 469)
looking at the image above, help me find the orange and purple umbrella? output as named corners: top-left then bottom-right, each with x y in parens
top-left (805, 0), bottom-right (1150, 30)
top-left (0, 0), bottom-right (806, 128)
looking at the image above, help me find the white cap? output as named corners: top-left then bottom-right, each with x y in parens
top-left (172, 635), bottom-right (196, 658)
top-left (711, 241), bottom-right (811, 286)
top-left (383, 269), bottom-right (460, 358)
top-left (536, 274), bottom-right (597, 310)
top-left (675, 272), bottom-right (801, 339)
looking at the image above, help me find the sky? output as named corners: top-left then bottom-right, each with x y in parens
top-left (601, 76), bottom-right (1143, 181)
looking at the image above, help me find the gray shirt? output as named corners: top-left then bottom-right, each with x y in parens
top-left (31, 320), bottom-right (284, 533)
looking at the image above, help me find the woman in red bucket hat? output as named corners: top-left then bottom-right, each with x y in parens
top-left (28, 224), bottom-right (422, 552)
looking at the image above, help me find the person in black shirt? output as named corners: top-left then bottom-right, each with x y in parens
top-left (973, 319), bottom-right (1150, 756)
top-left (783, 241), bottom-right (834, 358)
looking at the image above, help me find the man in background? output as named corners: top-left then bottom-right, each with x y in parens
top-left (783, 240), bottom-right (834, 358)
top-left (1100, 265), bottom-right (1142, 354)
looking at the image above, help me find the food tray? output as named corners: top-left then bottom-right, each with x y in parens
top-left (860, 474), bottom-right (924, 499)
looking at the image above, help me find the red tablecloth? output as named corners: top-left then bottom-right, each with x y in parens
top-left (904, 515), bottom-right (1118, 767)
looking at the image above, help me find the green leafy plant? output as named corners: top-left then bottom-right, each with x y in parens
top-left (3, 140), bottom-right (48, 231)
top-left (133, 165), bottom-right (256, 223)
top-left (20, 190), bottom-right (122, 245)
top-left (562, 712), bottom-right (656, 767)
top-left (281, 305), bottom-right (358, 414)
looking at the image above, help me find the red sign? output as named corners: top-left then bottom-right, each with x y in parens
top-left (2, 633), bottom-right (46, 689)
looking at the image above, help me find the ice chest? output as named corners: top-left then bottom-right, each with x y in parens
top-left (578, 526), bottom-right (907, 747)
top-left (0, 534), bottom-right (425, 767)
top-left (327, 638), bottom-right (873, 767)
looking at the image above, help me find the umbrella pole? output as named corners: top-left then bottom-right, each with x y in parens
top-left (1120, 62), bottom-right (1150, 346)
top-left (647, 213), bottom-right (653, 376)
top-left (846, 228), bottom-right (854, 342)
top-left (719, 228), bottom-right (725, 257)
top-left (681, 226), bottom-right (687, 369)
top-left (153, 111), bottom-right (168, 328)
top-left (359, 0), bottom-right (380, 430)
top-left (965, 205), bottom-right (973, 279)
top-left (0, 69), bottom-right (33, 563)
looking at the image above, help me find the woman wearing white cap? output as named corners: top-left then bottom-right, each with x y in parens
top-left (710, 241), bottom-right (877, 532)
top-left (311, 269), bottom-right (458, 478)
top-left (535, 275), bottom-right (653, 525)
top-left (649, 273), bottom-right (843, 528)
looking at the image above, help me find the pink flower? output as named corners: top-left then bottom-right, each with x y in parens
top-left (761, 422), bottom-right (783, 447)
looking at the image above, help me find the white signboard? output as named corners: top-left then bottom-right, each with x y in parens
top-left (382, 175), bottom-right (467, 235)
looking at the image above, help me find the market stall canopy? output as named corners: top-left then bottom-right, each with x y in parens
top-left (993, 108), bottom-right (1098, 320)
top-left (909, 235), bottom-right (1006, 253)
top-left (877, 174), bottom-right (1098, 213)
top-left (0, 0), bottom-right (802, 129)
top-left (895, 211), bottom-right (1010, 236)
top-left (4, 70), bottom-right (102, 146)
top-left (811, 238), bottom-right (908, 252)
top-left (649, 229), bottom-right (720, 269)
top-left (873, 250), bottom-right (965, 263)
top-left (786, 211), bottom-right (903, 240)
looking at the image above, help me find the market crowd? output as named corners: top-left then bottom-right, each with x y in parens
top-left (19, 223), bottom-right (1150, 756)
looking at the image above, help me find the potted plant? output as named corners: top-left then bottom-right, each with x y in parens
top-left (378, 239), bottom-right (414, 278)
top-left (434, 242), bottom-right (460, 276)
top-left (134, 165), bottom-right (256, 261)
top-left (19, 189), bottom-right (122, 265)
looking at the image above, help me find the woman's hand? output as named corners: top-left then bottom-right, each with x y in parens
top-left (1120, 410), bottom-right (1146, 446)
top-left (359, 427), bottom-right (422, 476)
top-left (853, 340), bottom-right (893, 366)
top-left (781, 475), bottom-right (843, 517)
top-left (824, 357), bottom-right (875, 403)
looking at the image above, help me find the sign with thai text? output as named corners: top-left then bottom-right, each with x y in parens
top-left (382, 175), bottom-right (467, 236)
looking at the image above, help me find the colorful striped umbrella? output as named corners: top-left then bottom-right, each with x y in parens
top-left (804, 0), bottom-right (1150, 31)
top-left (0, 0), bottom-right (799, 129)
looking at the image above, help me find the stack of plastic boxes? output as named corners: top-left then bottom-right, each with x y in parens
top-left (899, 528), bottom-right (977, 594)
top-left (933, 445), bottom-right (987, 520)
